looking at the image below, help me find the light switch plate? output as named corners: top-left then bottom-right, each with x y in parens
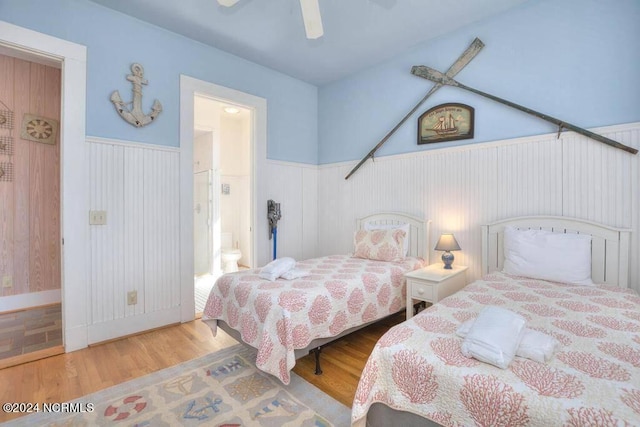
top-left (127, 290), bottom-right (137, 305)
top-left (89, 210), bottom-right (107, 225)
top-left (2, 276), bottom-right (12, 288)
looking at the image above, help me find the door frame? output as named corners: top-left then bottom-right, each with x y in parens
top-left (179, 75), bottom-right (265, 322)
top-left (0, 21), bottom-right (88, 351)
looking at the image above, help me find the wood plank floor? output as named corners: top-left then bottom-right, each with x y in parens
top-left (0, 313), bottom-right (404, 423)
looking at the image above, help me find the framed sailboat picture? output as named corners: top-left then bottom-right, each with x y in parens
top-left (418, 103), bottom-right (474, 144)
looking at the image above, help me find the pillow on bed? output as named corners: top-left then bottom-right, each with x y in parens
top-left (353, 229), bottom-right (406, 262)
top-left (364, 222), bottom-right (410, 257)
top-left (502, 226), bottom-right (593, 285)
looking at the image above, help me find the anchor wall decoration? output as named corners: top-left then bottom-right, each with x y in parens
top-left (110, 63), bottom-right (162, 128)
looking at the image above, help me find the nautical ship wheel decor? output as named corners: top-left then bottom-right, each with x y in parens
top-left (20, 113), bottom-right (59, 145)
top-left (418, 103), bottom-right (474, 144)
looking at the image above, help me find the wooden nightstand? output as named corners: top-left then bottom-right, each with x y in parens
top-left (405, 264), bottom-right (468, 319)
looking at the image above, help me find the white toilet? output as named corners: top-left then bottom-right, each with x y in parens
top-left (221, 232), bottom-right (242, 273)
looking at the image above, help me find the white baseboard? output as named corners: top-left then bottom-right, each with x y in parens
top-left (86, 307), bottom-right (182, 345)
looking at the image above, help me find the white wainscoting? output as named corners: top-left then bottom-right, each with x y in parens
top-left (318, 122), bottom-right (640, 292)
top-left (263, 159), bottom-right (318, 262)
top-left (86, 137), bottom-right (180, 343)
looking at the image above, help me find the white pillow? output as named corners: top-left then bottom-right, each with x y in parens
top-left (364, 222), bottom-right (410, 257)
top-left (259, 257), bottom-right (296, 281)
top-left (502, 226), bottom-right (593, 285)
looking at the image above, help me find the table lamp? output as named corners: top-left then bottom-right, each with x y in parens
top-left (434, 233), bottom-right (461, 269)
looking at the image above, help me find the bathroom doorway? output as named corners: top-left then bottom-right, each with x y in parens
top-left (193, 96), bottom-right (252, 315)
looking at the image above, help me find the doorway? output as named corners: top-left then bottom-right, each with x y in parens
top-left (193, 97), bottom-right (252, 315)
top-left (0, 22), bottom-right (88, 362)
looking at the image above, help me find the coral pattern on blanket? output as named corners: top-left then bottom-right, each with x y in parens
top-left (203, 254), bottom-right (423, 383)
top-left (414, 315), bottom-right (457, 334)
top-left (557, 352), bottom-right (630, 381)
top-left (392, 350), bottom-right (438, 403)
top-left (431, 337), bottom-right (480, 367)
top-left (597, 342), bottom-right (640, 368)
top-left (351, 271), bottom-right (640, 427)
top-left (378, 325), bottom-right (413, 347)
top-left (565, 407), bottom-right (619, 427)
top-left (556, 300), bottom-right (601, 312)
top-left (460, 374), bottom-right (529, 427)
top-left (511, 360), bottom-right (584, 398)
top-left (622, 388), bottom-right (640, 415)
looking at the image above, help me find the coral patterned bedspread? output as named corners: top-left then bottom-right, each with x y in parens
top-left (352, 271), bottom-right (640, 427)
top-left (202, 254), bottom-right (424, 384)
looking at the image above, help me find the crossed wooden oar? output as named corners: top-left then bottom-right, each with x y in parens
top-left (344, 38), bottom-right (485, 180)
top-left (411, 66), bottom-right (637, 155)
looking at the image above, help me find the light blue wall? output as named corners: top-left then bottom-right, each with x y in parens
top-left (0, 0), bottom-right (318, 164)
top-left (318, 0), bottom-right (640, 164)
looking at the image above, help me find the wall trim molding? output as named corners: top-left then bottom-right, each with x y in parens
top-left (86, 135), bottom-right (180, 152)
top-left (319, 121), bottom-right (640, 169)
top-left (0, 290), bottom-right (61, 312)
top-left (266, 158), bottom-right (318, 170)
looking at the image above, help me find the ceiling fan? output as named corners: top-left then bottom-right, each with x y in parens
top-left (217, 0), bottom-right (324, 39)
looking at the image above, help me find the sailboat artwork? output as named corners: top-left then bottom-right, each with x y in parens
top-left (433, 113), bottom-right (458, 135)
top-left (418, 103), bottom-right (474, 144)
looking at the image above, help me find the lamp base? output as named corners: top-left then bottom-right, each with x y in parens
top-left (442, 251), bottom-right (454, 269)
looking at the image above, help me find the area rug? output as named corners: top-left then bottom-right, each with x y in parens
top-left (5, 344), bottom-right (350, 426)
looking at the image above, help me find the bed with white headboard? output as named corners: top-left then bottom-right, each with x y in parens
top-left (482, 215), bottom-right (631, 287)
top-left (353, 216), bottom-right (638, 427)
top-left (202, 211), bottom-right (429, 384)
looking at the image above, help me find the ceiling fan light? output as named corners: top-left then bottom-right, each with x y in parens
top-left (217, 0), bottom-right (240, 7)
top-left (299, 0), bottom-right (324, 39)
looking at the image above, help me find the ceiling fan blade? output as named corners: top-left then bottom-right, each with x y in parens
top-left (299, 0), bottom-right (324, 39)
top-left (218, 0), bottom-right (240, 7)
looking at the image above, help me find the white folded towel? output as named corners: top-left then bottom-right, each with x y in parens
top-left (280, 268), bottom-right (311, 280)
top-left (517, 328), bottom-right (560, 363)
top-left (460, 306), bottom-right (526, 369)
top-left (259, 257), bottom-right (296, 281)
top-left (457, 319), bottom-right (560, 364)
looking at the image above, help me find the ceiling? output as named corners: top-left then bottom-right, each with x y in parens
top-left (90, 0), bottom-right (529, 86)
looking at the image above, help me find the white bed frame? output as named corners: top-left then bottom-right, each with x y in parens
top-left (482, 216), bottom-right (631, 287)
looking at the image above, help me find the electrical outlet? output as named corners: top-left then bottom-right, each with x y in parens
top-left (89, 210), bottom-right (107, 225)
top-left (2, 276), bottom-right (12, 289)
top-left (127, 290), bottom-right (137, 305)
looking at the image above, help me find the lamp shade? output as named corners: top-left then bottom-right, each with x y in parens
top-left (434, 233), bottom-right (461, 252)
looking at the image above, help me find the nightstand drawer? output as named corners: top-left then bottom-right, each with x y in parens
top-left (409, 281), bottom-right (433, 300)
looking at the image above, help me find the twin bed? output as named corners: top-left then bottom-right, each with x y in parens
top-left (352, 216), bottom-right (639, 427)
top-left (202, 212), bottom-right (429, 384)
top-left (202, 213), bottom-right (639, 426)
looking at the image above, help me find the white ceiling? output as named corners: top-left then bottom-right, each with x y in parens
top-left (90, 0), bottom-right (529, 86)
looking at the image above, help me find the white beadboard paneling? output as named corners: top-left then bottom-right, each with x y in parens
top-left (87, 137), bottom-right (180, 343)
top-left (143, 149), bottom-right (180, 313)
top-left (263, 160), bottom-right (318, 263)
top-left (123, 146), bottom-right (145, 317)
top-left (319, 122), bottom-right (640, 292)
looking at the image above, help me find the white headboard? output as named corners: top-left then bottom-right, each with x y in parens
top-left (356, 212), bottom-right (430, 262)
top-left (482, 216), bottom-right (631, 287)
